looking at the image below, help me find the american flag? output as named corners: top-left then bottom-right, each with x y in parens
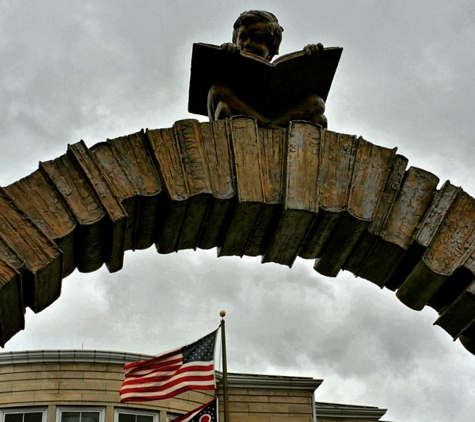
top-left (120, 330), bottom-right (218, 402)
top-left (173, 398), bottom-right (218, 422)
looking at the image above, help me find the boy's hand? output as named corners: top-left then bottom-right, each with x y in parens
top-left (303, 43), bottom-right (324, 57)
top-left (221, 42), bottom-right (241, 55)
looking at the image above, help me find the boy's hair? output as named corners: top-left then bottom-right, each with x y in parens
top-left (232, 10), bottom-right (284, 59)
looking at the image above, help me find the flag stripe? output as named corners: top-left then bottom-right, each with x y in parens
top-left (120, 382), bottom-right (216, 401)
top-left (124, 348), bottom-right (181, 369)
top-left (121, 374), bottom-right (215, 395)
top-left (120, 329), bottom-right (218, 403)
top-left (125, 359), bottom-right (184, 376)
top-left (121, 385), bottom-right (216, 402)
top-left (124, 351), bottom-right (183, 374)
top-left (122, 362), bottom-right (214, 386)
top-left (124, 361), bottom-right (183, 380)
top-left (120, 372), bottom-right (215, 396)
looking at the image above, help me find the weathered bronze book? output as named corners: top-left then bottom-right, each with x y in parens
top-left (385, 181), bottom-right (460, 294)
top-left (397, 189), bottom-right (475, 310)
top-left (435, 281), bottom-right (475, 339)
top-left (197, 120), bottom-right (236, 250)
top-left (4, 169), bottom-right (76, 277)
top-left (344, 154), bottom-right (408, 275)
top-left (357, 167), bottom-right (439, 288)
top-left (263, 121), bottom-right (321, 267)
top-left (299, 131), bottom-right (359, 261)
top-left (68, 141), bottom-right (128, 273)
top-left (147, 119), bottom-right (217, 253)
top-left (0, 257), bottom-right (23, 346)
top-left (40, 154), bottom-right (107, 273)
top-left (314, 136), bottom-right (397, 277)
top-left (188, 42), bottom-right (343, 117)
top-left (0, 189), bottom-right (62, 313)
top-left (218, 117), bottom-right (279, 257)
top-left (91, 131), bottom-right (164, 252)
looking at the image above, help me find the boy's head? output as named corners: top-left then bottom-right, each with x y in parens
top-left (232, 10), bottom-right (284, 61)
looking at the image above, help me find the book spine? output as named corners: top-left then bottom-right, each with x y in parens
top-left (105, 131), bottom-right (164, 250)
top-left (0, 188), bottom-right (62, 313)
top-left (0, 258), bottom-right (24, 347)
top-left (147, 127), bottom-right (189, 253)
top-left (219, 117), bottom-right (266, 257)
top-left (147, 119), bottom-right (213, 252)
top-left (344, 154), bottom-right (408, 275)
top-left (414, 181), bottom-right (461, 246)
top-left (315, 137), bottom-right (397, 277)
top-left (319, 130), bottom-right (358, 212)
top-left (198, 120), bottom-right (235, 249)
top-left (384, 180), bottom-right (461, 292)
top-left (263, 121), bottom-right (321, 266)
top-left (243, 126), bottom-right (284, 256)
top-left (298, 131), bottom-right (358, 260)
top-left (173, 119), bottom-right (212, 250)
top-left (68, 140), bottom-right (128, 273)
top-left (460, 323), bottom-right (475, 354)
top-left (434, 282), bottom-right (475, 339)
top-left (90, 141), bottom-right (139, 252)
top-left (4, 169), bottom-right (76, 277)
top-left (347, 137), bottom-right (397, 220)
top-left (40, 154), bottom-right (106, 273)
top-left (397, 190), bottom-right (475, 310)
top-left (356, 167), bottom-right (439, 287)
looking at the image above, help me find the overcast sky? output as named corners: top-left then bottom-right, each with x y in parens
top-left (2, 1), bottom-right (475, 421)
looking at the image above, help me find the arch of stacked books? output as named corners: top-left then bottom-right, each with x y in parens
top-left (1, 117), bottom-right (475, 355)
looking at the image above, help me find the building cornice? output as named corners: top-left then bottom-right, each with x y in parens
top-left (314, 402), bottom-right (387, 420)
top-left (217, 371), bottom-right (323, 391)
top-left (0, 350), bottom-right (323, 392)
top-left (0, 349), bottom-right (151, 366)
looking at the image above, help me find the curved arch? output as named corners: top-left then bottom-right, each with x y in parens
top-left (1, 117), bottom-right (475, 355)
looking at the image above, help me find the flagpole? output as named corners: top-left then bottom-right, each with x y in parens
top-left (220, 310), bottom-right (230, 422)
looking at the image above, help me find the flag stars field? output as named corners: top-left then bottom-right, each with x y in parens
top-left (183, 332), bottom-right (217, 363)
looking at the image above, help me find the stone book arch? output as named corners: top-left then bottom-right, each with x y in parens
top-left (1, 117), bottom-right (475, 355)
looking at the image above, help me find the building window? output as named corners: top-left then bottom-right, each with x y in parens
top-left (1, 408), bottom-right (46, 422)
top-left (166, 413), bottom-right (183, 422)
top-left (57, 408), bottom-right (104, 422)
top-left (115, 409), bottom-right (158, 422)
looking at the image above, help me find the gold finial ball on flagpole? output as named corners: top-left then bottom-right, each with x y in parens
top-left (220, 310), bottom-right (226, 318)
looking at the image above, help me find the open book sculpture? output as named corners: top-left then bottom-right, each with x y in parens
top-left (188, 42), bottom-right (343, 119)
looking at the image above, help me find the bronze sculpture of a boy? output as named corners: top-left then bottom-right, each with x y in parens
top-left (207, 10), bottom-right (328, 129)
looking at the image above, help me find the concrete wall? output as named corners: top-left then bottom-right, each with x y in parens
top-left (0, 352), bottom-right (385, 422)
top-left (218, 387), bottom-right (313, 422)
top-left (0, 360), bottom-right (213, 422)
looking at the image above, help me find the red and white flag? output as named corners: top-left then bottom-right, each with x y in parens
top-left (173, 398), bottom-right (218, 422)
top-left (120, 330), bottom-right (218, 402)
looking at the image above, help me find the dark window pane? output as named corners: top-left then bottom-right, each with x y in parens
top-left (24, 414), bottom-right (42, 422)
top-left (5, 415), bottom-right (23, 422)
top-left (62, 412), bottom-right (80, 422)
top-left (137, 416), bottom-right (152, 422)
top-left (118, 414), bottom-right (134, 422)
top-left (80, 413), bottom-right (99, 422)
